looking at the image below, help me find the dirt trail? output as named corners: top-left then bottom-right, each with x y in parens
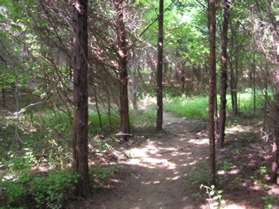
top-left (69, 113), bottom-right (209, 209)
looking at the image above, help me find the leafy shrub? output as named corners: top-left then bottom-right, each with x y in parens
top-left (90, 166), bottom-right (118, 188)
top-left (89, 112), bottom-right (120, 135)
top-left (263, 195), bottom-right (277, 209)
top-left (0, 181), bottom-right (25, 205)
top-left (0, 207), bottom-right (24, 209)
top-left (1, 170), bottom-right (78, 209)
top-left (130, 110), bottom-right (156, 128)
top-left (30, 171), bottom-right (78, 209)
top-left (200, 184), bottom-right (225, 209)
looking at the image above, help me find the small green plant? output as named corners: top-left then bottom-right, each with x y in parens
top-left (222, 160), bottom-right (233, 172)
top-left (262, 195), bottom-right (277, 209)
top-left (90, 166), bottom-right (118, 187)
top-left (0, 181), bottom-right (25, 205)
top-left (187, 161), bottom-right (210, 185)
top-left (30, 171), bottom-right (78, 209)
top-left (258, 165), bottom-right (268, 177)
top-left (1, 170), bottom-right (78, 209)
top-left (200, 184), bottom-right (225, 209)
top-left (130, 110), bottom-right (156, 128)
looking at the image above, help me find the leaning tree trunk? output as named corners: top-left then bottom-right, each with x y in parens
top-left (156, 0), bottom-right (164, 131)
top-left (113, 0), bottom-right (130, 141)
top-left (219, 0), bottom-right (230, 148)
top-left (72, 0), bottom-right (89, 197)
top-left (208, 0), bottom-right (217, 185)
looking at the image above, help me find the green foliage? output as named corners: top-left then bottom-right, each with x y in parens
top-left (165, 91), bottom-right (267, 120)
top-left (258, 165), bottom-right (268, 177)
top-left (186, 161), bottom-right (210, 186)
top-left (0, 207), bottom-right (23, 209)
top-left (89, 111), bottom-right (120, 134)
top-left (262, 195), bottom-right (277, 209)
top-left (1, 170), bottom-right (78, 209)
top-left (165, 95), bottom-right (208, 120)
top-left (90, 165), bottom-right (118, 187)
top-left (221, 160), bottom-right (233, 172)
top-left (130, 109), bottom-right (156, 128)
top-left (200, 184), bottom-right (225, 209)
top-left (0, 182), bottom-right (25, 205)
top-left (30, 171), bottom-right (78, 209)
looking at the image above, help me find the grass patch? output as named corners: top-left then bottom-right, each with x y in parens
top-left (186, 161), bottom-right (210, 186)
top-left (0, 169), bottom-right (78, 209)
top-left (130, 109), bottom-right (156, 128)
top-left (165, 90), bottom-right (267, 120)
top-left (165, 95), bottom-right (208, 120)
top-left (0, 108), bottom-right (156, 167)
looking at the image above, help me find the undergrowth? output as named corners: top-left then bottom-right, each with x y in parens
top-left (165, 90), bottom-right (267, 120)
top-left (0, 107), bottom-right (154, 209)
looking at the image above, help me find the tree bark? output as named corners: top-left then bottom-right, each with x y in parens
top-left (131, 67), bottom-right (139, 110)
top-left (94, 86), bottom-right (103, 131)
top-left (271, 50), bottom-right (279, 184)
top-left (156, 0), bottom-right (164, 131)
top-left (106, 86), bottom-right (113, 131)
top-left (113, 0), bottom-right (130, 141)
top-left (253, 53), bottom-right (256, 114)
top-left (219, 0), bottom-right (230, 148)
top-left (271, 128), bottom-right (279, 184)
top-left (72, 0), bottom-right (89, 197)
top-left (208, 0), bottom-right (217, 185)
top-left (229, 24), bottom-right (238, 115)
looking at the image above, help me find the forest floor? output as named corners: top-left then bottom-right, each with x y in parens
top-left (69, 112), bottom-right (279, 209)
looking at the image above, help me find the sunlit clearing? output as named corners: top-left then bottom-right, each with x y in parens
top-left (224, 204), bottom-right (246, 209)
top-left (218, 168), bottom-right (240, 175)
top-left (142, 180), bottom-right (161, 185)
top-left (166, 175), bottom-right (180, 181)
top-left (138, 96), bottom-right (156, 110)
top-left (226, 125), bottom-right (255, 134)
top-left (188, 138), bottom-right (209, 145)
top-left (124, 141), bottom-right (177, 169)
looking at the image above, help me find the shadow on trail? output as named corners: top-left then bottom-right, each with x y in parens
top-left (69, 116), bottom-right (209, 209)
top-left (68, 114), bottom-right (279, 209)
top-left (216, 122), bottom-right (279, 209)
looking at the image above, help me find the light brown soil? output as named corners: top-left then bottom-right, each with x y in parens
top-left (68, 113), bottom-right (279, 209)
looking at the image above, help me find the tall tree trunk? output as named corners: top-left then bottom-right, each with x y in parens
top-left (264, 61), bottom-right (269, 112)
top-left (271, 49), bottom-right (279, 184)
top-left (271, 127), bottom-right (279, 184)
top-left (131, 68), bottom-right (139, 110)
top-left (94, 86), bottom-right (103, 131)
top-left (208, 0), bottom-right (217, 185)
top-left (156, 0), bottom-right (164, 131)
top-left (219, 0), bottom-right (230, 148)
top-left (215, 95), bottom-right (219, 136)
top-left (106, 86), bottom-right (113, 131)
top-left (14, 79), bottom-right (22, 146)
top-left (229, 25), bottom-right (238, 115)
top-left (253, 53), bottom-right (256, 114)
top-left (113, 0), bottom-right (130, 141)
top-left (72, 0), bottom-right (89, 197)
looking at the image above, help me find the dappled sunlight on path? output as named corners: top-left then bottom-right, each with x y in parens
top-left (68, 112), bottom-right (209, 209)
top-left (68, 113), bottom-right (277, 209)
